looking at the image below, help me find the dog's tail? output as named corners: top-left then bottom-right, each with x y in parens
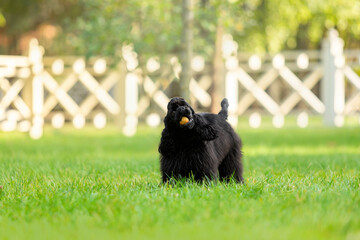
top-left (218, 98), bottom-right (229, 120)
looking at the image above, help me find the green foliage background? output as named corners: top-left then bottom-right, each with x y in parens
top-left (1, 0), bottom-right (360, 57)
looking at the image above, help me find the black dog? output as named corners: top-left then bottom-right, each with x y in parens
top-left (159, 97), bottom-right (243, 183)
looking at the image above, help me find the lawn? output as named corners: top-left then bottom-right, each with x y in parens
top-left (0, 123), bottom-right (359, 240)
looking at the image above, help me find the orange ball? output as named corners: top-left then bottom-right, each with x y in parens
top-left (179, 116), bottom-right (189, 125)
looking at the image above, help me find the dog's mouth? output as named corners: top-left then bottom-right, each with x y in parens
top-left (177, 111), bottom-right (195, 129)
top-left (179, 116), bottom-right (194, 128)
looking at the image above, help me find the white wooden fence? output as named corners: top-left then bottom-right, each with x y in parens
top-left (224, 30), bottom-right (360, 128)
top-left (0, 30), bottom-right (359, 138)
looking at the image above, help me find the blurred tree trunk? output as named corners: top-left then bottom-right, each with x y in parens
top-left (211, 20), bottom-right (224, 113)
top-left (179, 0), bottom-right (193, 100)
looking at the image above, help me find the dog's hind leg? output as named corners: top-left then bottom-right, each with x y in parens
top-left (218, 146), bottom-right (244, 183)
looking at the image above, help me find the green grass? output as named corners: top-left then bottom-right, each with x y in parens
top-left (0, 124), bottom-right (360, 240)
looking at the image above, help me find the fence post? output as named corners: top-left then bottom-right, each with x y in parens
top-left (225, 55), bottom-right (239, 127)
top-left (28, 39), bottom-right (44, 139)
top-left (115, 59), bottom-right (127, 130)
top-left (225, 70), bottom-right (238, 127)
top-left (223, 35), bottom-right (239, 127)
top-left (123, 70), bottom-right (139, 136)
top-left (115, 57), bottom-right (139, 136)
top-left (321, 29), bottom-right (345, 126)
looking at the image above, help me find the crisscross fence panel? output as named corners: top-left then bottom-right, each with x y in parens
top-left (0, 39), bottom-right (45, 137)
top-left (343, 50), bottom-right (360, 116)
top-left (0, 40), bottom-right (134, 138)
top-left (42, 57), bottom-right (122, 127)
top-left (0, 56), bottom-right (32, 132)
top-left (225, 30), bottom-right (360, 128)
top-left (225, 50), bottom-right (325, 127)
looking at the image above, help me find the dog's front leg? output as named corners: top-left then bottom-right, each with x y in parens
top-left (159, 129), bottom-right (177, 184)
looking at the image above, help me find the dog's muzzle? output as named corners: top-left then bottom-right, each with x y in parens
top-left (176, 106), bottom-right (195, 129)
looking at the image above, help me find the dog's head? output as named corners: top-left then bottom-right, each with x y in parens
top-left (164, 97), bottom-right (195, 130)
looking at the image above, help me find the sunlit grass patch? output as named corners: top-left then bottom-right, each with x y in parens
top-left (0, 125), bottom-right (359, 240)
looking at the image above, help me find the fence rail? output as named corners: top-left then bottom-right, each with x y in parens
top-left (0, 30), bottom-right (359, 138)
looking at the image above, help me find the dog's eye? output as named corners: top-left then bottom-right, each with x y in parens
top-left (171, 105), bottom-right (178, 111)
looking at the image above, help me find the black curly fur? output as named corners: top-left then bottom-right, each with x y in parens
top-left (158, 97), bottom-right (244, 183)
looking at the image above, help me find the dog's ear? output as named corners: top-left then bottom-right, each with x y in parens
top-left (163, 115), bottom-right (170, 127)
top-left (196, 124), bottom-right (218, 141)
top-left (159, 128), bottom-right (175, 156)
top-left (193, 115), bottom-right (217, 141)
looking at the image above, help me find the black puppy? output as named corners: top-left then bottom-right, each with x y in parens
top-left (159, 97), bottom-right (243, 183)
